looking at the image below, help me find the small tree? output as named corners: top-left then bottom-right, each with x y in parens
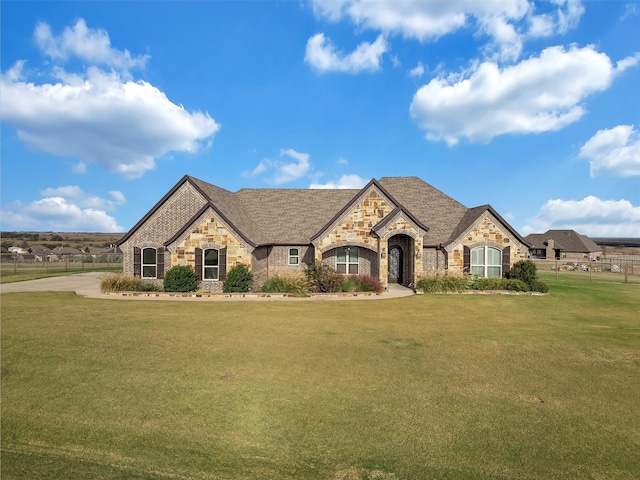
top-left (508, 260), bottom-right (544, 291)
top-left (223, 264), bottom-right (253, 292)
top-left (163, 265), bottom-right (199, 292)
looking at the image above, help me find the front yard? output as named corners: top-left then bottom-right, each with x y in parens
top-left (1, 273), bottom-right (639, 479)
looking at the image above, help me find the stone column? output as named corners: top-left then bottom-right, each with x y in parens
top-left (414, 237), bottom-right (424, 283)
top-left (379, 237), bottom-right (389, 289)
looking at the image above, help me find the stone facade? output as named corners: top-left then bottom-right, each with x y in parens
top-left (170, 212), bottom-right (252, 293)
top-left (314, 190), bottom-right (393, 258)
top-left (448, 212), bottom-right (528, 275)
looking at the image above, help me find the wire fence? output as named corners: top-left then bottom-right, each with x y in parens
top-left (531, 256), bottom-right (639, 282)
top-left (1, 252), bottom-right (123, 276)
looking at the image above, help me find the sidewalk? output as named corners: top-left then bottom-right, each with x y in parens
top-left (1, 273), bottom-right (415, 301)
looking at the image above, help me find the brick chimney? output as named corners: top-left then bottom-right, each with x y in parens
top-left (546, 239), bottom-right (555, 259)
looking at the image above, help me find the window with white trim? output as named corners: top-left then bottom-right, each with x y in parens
top-left (288, 248), bottom-right (300, 265)
top-left (471, 246), bottom-right (502, 278)
top-left (204, 248), bottom-right (219, 280)
top-left (336, 246), bottom-right (359, 274)
top-left (142, 247), bottom-right (157, 279)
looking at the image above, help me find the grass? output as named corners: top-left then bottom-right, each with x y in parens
top-left (2, 274), bottom-right (639, 479)
top-left (0, 263), bottom-right (122, 284)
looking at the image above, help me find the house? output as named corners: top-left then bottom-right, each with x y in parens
top-left (525, 230), bottom-right (602, 261)
top-left (28, 244), bottom-right (54, 262)
top-left (117, 176), bottom-right (531, 292)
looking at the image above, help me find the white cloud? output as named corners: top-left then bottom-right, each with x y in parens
top-left (1, 187), bottom-right (126, 232)
top-left (0, 20), bottom-right (219, 179)
top-left (1, 66), bottom-right (219, 179)
top-left (310, 174), bottom-right (368, 189)
top-left (310, 0), bottom-right (584, 63)
top-left (409, 45), bottom-right (636, 145)
top-left (247, 148), bottom-right (312, 185)
top-left (579, 125), bottom-right (640, 177)
top-left (34, 19), bottom-right (148, 75)
top-left (305, 33), bottom-right (388, 73)
top-left (39, 186), bottom-right (127, 211)
top-left (522, 196), bottom-right (640, 237)
top-left (408, 62), bottom-right (425, 78)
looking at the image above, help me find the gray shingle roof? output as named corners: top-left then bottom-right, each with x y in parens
top-left (525, 230), bottom-right (601, 252)
top-left (122, 175), bottom-right (527, 249)
top-left (377, 176), bottom-right (468, 245)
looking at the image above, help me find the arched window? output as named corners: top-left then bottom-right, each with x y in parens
top-left (204, 248), bottom-right (219, 280)
top-left (471, 246), bottom-right (502, 278)
top-left (142, 247), bottom-right (157, 278)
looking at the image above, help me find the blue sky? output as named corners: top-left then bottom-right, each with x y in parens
top-left (1, 0), bottom-right (639, 236)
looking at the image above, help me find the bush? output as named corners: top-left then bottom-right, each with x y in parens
top-left (163, 265), bottom-right (199, 292)
top-left (337, 275), bottom-right (384, 293)
top-left (508, 260), bottom-right (538, 287)
top-left (223, 264), bottom-right (253, 293)
top-left (305, 262), bottom-right (343, 293)
top-left (416, 274), bottom-right (469, 293)
top-left (261, 271), bottom-right (309, 297)
top-left (505, 279), bottom-right (530, 292)
top-left (530, 279), bottom-right (549, 293)
top-left (471, 277), bottom-right (508, 290)
top-left (100, 274), bottom-right (161, 293)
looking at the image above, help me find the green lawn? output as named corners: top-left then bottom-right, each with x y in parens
top-left (2, 275), bottom-right (639, 479)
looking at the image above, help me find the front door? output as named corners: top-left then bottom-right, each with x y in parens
top-left (388, 246), bottom-right (403, 284)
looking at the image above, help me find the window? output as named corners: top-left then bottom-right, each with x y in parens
top-left (142, 247), bottom-right (157, 279)
top-left (204, 248), bottom-right (219, 280)
top-left (337, 246), bottom-right (359, 274)
top-left (471, 246), bottom-right (502, 278)
top-left (288, 248), bottom-right (300, 265)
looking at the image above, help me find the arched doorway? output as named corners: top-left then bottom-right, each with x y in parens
top-left (388, 246), bottom-right (403, 284)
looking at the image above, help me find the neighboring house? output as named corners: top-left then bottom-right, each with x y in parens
top-left (525, 230), bottom-right (602, 261)
top-left (117, 176), bottom-right (531, 292)
top-left (29, 245), bottom-right (54, 262)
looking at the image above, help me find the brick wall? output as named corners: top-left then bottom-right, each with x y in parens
top-left (121, 182), bottom-right (206, 277)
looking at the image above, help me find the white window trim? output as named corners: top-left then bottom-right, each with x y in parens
top-left (142, 247), bottom-right (157, 279)
top-left (203, 248), bottom-right (220, 281)
top-left (288, 247), bottom-right (300, 266)
top-left (471, 246), bottom-right (501, 278)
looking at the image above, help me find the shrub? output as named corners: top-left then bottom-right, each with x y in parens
top-left (163, 265), bottom-right (199, 292)
top-left (100, 274), bottom-right (161, 293)
top-left (508, 260), bottom-right (538, 287)
top-left (471, 277), bottom-right (508, 290)
top-left (505, 279), bottom-right (530, 292)
top-left (261, 271), bottom-right (309, 297)
top-left (416, 274), bottom-right (469, 293)
top-left (530, 279), bottom-right (549, 293)
top-left (305, 262), bottom-right (343, 293)
top-left (223, 264), bottom-right (254, 292)
top-left (345, 275), bottom-right (384, 293)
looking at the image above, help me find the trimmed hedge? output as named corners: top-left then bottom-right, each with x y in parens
top-left (164, 265), bottom-right (199, 292)
top-left (223, 264), bottom-right (253, 293)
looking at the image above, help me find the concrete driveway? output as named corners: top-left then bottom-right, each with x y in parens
top-left (0, 272), bottom-right (108, 298)
top-left (1, 272), bottom-right (414, 301)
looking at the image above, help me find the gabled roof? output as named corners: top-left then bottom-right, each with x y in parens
top-left (446, 204), bottom-right (532, 248)
top-left (525, 230), bottom-right (601, 252)
top-left (119, 175), bottom-right (527, 249)
top-left (377, 176), bottom-right (467, 245)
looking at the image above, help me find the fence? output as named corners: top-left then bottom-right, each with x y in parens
top-left (1, 252), bottom-right (123, 275)
top-left (531, 256), bottom-right (639, 282)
